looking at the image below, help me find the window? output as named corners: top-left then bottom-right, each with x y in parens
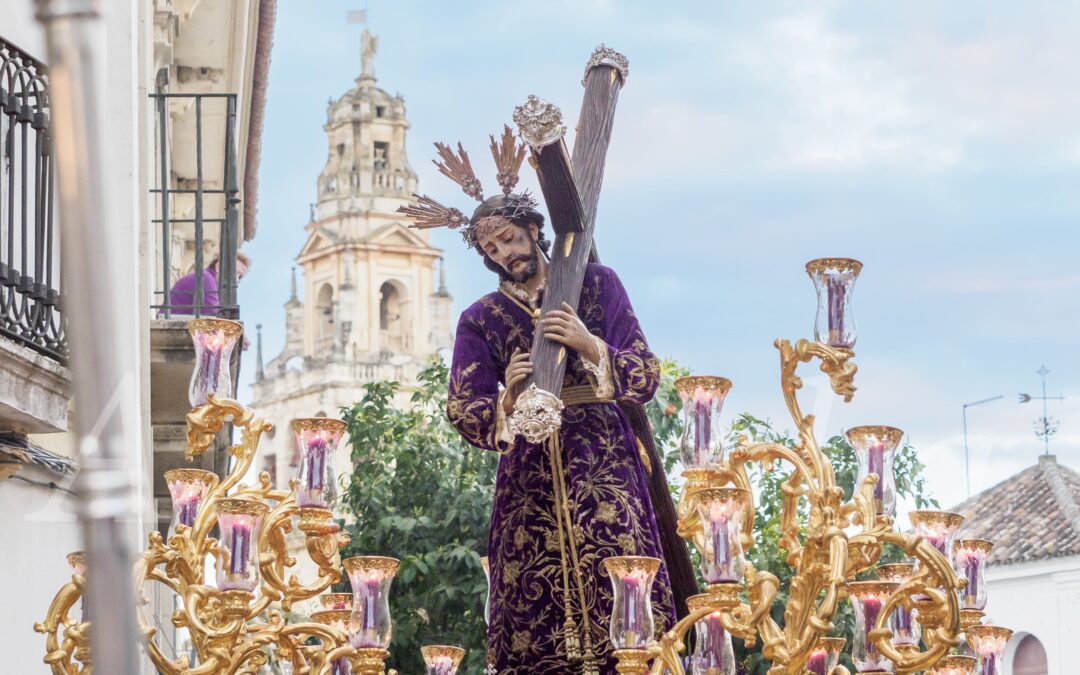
top-left (376, 105), bottom-right (386, 117)
top-left (373, 141), bottom-right (389, 171)
top-left (1012, 634), bottom-right (1048, 675)
top-left (379, 281), bottom-right (399, 330)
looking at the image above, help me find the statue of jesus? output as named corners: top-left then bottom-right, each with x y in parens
top-left (400, 135), bottom-right (675, 675)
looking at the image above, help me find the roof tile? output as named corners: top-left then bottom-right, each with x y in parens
top-left (951, 455), bottom-right (1080, 566)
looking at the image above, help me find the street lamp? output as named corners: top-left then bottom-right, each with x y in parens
top-left (962, 395), bottom-right (1003, 498)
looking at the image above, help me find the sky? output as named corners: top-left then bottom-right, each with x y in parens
top-left (239, 0), bottom-right (1080, 513)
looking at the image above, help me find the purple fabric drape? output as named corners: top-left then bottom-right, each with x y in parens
top-left (448, 264), bottom-right (676, 674)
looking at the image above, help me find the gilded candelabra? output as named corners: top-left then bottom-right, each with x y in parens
top-left (606, 259), bottom-right (1013, 675)
top-left (35, 319), bottom-right (422, 675)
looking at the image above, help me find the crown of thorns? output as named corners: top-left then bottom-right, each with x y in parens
top-left (396, 125), bottom-right (538, 249)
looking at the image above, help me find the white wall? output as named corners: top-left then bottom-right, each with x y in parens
top-left (984, 555), bottom-right (1080, 675)
top-left (0, 464), bottom-right (82, 672)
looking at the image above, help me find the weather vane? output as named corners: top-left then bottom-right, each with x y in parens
top-left (1019, 365), bottom-right (1065, 455)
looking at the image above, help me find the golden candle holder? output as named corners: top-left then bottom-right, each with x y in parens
top-left (36, 387), bottom-right (366, 673)
top-left (608, 259), bottom-right (1011, 675)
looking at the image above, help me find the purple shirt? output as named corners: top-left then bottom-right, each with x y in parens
top-left (168, 267), bottom-right (219, 315)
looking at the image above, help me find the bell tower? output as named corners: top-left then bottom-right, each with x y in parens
top-left (252, 30), bottom-right (453, 484)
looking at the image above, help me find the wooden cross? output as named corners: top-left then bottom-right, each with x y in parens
top-left (510, 47), bottom-right (699, 619)
top-left (508, 46), bottom-right (629, 443)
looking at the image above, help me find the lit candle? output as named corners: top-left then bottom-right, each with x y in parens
top-left (709, 512), bottom-right (736, 583)
top-left (957, 550), bottom-right (979, 605)
top-left (622, 574), bottom-right (643, 646)
top-left (806, 648), bottom-right (828, 675)
top-left (421, 646), bottom-right (466, 675)
top-left (924, 533), bottom-right (947, 555)
top-left (200, 330), bottom-right (226, 397)
top-left (967, 626), bottom-right (1011, 675)
top-left (304, 436), bottom-right (327, 493)
top-left (826, 275), bottom-right (847, 347)
top-left (693, 389), bottom-right (711, 463)
top-left (428, 655), bottom-right (455, 675)
top-left (352, 575), bottom-right (382, 647)
top-left (862, 596), bottom-right (883, 662)
top-left (696, 489), bottom-right (747, 585)
top-left (867, 437), bottom-right (886, 503)
top-left (229, 520), bottom-right (251, 576)
top-left (176, 492), bottom-right (201, 529)
top-left (893, 601), bottom-right (915, 643)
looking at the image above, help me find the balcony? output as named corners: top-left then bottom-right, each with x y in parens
top-left (148, 91), bottom-right (243, 532)
top-left (0, 36), bottom-right (70, 435)
top-left (150, 92), bottom-right (240, 320)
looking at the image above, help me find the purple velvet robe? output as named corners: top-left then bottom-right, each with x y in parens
top-left (448, 263), bottom-right (676, 674)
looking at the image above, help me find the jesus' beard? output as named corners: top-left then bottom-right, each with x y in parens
top-left (498, 248), bottom-right (540, 284)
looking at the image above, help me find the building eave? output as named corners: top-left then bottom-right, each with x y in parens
top-left (242, 0), bottom-right (277, 241)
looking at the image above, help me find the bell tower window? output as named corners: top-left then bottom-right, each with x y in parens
top-left (373, 141), bottom-right (389, 171)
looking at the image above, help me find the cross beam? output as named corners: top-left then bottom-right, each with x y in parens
top-left (507, 48), bottom-right (628, 442)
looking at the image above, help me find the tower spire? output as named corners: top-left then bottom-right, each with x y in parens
top-left (437, 256), bottom-right (448, 296)
top-left (255, 324), bottom-right (265, 382)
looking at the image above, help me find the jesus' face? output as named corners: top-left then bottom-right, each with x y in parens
top-left (476, 218), bottom-right (540, 283)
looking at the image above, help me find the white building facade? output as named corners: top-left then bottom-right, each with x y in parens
top-left (954, 454), bottom-right (1080, 675)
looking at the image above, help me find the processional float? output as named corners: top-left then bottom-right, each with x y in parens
top-left (37, 45), bottom-right (1014, 675)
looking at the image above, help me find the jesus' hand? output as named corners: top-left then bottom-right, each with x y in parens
top-left (540, 302), bottom-right (602, 365)
top-left (503, 349), bottom-right (533, 414)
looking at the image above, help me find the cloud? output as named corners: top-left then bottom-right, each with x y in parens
top-left (732, 10), bottom-right (967, 170)
top-left (919, 272), bottom-right (1080, 295)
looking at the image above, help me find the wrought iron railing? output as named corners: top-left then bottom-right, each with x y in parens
top-left (150, 92), bottom-right (240, 319)
top-left (0, 36), bottom-right (66, 361)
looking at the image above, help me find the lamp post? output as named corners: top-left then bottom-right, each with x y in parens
top-left (962, 395), bottom-right (1003, 498)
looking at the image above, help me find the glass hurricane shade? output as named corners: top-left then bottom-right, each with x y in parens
top-left (688, 594), bottom-right (735, 675)
top-left (311, 609), bottom-right (352, 675)
top-left (164, 468), bottom-right (218, 534)
top-left (319, 593), bottom-right (353, 611)
top-left (952, 539), bottom-right (992, 610)
top-left (807, 637), bottom-right (846, 675)
top-left (694, 488), bottom-right (749, 584)
top-left (187, 318), bottom-right (243, 407)
top-left (674, 376), bottom-right (732, 468)
top-left (806, 258), bottom-right (862, 349)
top-left (421, 645), bottom-right (466, 675)
top-left (909, 510), bottom-right (965, 559)
top-left (847, 581), bottom-right (899, 673)
top-left (926, 654), bottom-right (978, 675)
top-left (875, 563), bottom-right (920, 646)
top-left (604, 556), bottom-right (661, 650)
top-left (965, 625), bottom-right (1012, 675)
top-left (291, 418), bottom-right (346, 509)
top-left (214, 498), bottom-right (270, 592)
top-left (846, 426), bottom-right (903, 516)
top-left (345, 556), bottom-right (399, 649)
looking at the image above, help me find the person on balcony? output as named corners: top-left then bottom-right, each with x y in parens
top-left (167, 250), bottom-right (251, 316)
